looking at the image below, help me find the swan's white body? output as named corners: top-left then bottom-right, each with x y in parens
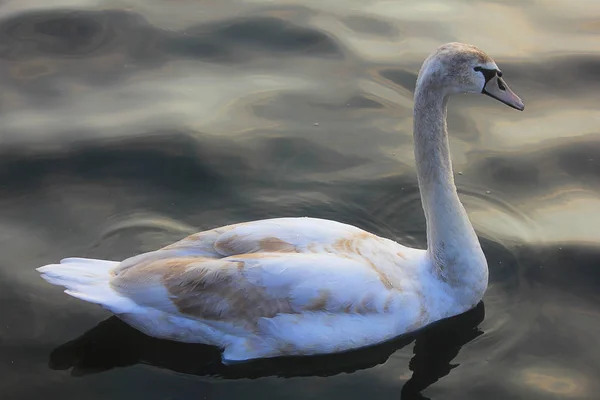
top-left (37, 43), bottom-right (524, 363)
top-left (40, 218), bottom-right (458, 361)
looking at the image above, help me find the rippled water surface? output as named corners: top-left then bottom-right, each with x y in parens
top-left (1, 1), bottom-right (600, 399)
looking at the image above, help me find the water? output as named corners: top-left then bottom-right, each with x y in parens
top-left (1, 1), bottom-right (599, 399)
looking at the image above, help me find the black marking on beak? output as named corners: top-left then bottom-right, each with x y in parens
top-left (475, 67), bottom-right (524, 111)
top-left (497, 77), bottom-right (506, 91)
top-left (473, 66), bottom-right (497, 85)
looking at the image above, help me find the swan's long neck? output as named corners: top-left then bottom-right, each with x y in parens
top-left (412, 81), bottom-right (488, 306)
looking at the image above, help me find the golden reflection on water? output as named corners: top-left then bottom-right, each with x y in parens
top-left (1, 0), bottom-right (599, 259)
top-left (517, 366), bottom-right (589, 398)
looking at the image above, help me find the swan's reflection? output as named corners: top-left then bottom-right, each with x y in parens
top-left (400, 302), bottom-right (485, 400)
top-left (49, 302), bottom-right (484, 397)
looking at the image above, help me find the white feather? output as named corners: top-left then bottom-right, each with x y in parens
top-left (37, 258), bottom-right (138, 314)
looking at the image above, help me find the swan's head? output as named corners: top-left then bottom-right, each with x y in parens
top-left (417, 42), bottom-right (524, 111)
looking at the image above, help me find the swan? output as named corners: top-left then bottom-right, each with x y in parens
top-left (37, 42), bottom-right (524, 364)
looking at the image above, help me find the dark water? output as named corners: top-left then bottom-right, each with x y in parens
top-left (1, 1), bottom-right (599, 399)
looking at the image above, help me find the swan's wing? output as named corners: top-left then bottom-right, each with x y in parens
top-left (113, 217), bottom-right (390, 274)
top-left (109, 217), bottom-right (422, 331)
top-left (170, 217), bottom-right (371, 256)
top-left (109, 252), bottom-right (397, 327)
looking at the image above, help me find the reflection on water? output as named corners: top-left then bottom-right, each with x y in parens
top-left (49, 303), bottom-right (484, 382)
top-left (0, 1), bottom-right (599, 399)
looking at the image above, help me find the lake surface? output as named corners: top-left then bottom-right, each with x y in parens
top-left (1, 1), bottom-right (599, 399)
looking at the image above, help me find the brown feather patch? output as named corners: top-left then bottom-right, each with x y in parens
top-left (304, 289), bottom-right (331, 311)
top-left (111, 257), bottom-right (296, 323)
top-left (332, 233), bottom-right (396, 290)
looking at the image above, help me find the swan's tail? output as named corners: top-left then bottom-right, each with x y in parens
top-left (37, 258), bottom-right (137, 314)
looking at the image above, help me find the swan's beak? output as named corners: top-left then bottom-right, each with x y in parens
top-left (482, 75), bottom-right (524, 111)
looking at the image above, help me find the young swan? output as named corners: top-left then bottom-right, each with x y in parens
top-left (37, 42), bottom-right (524, 364)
